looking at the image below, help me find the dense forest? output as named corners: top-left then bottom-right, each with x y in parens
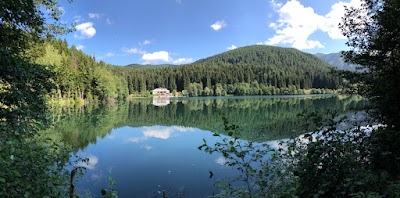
top-left (30, 39), bottom-right (128, 105)
top-left (34, 40), bottom-right (343, 104)
top-left (111, 45), bottom-right (342, 97)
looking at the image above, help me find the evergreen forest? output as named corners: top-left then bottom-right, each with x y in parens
top-left (34, 40), bottom-right (343, 105)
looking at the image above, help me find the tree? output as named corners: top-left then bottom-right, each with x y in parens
top-left (1, 0), bottom-right (71, 135)
top-left (340, 0), bottom-right (400, 128)
top-left (1, 1), bottom-right (75, 197)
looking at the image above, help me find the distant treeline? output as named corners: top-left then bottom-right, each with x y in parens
top-left (36, 41), bottom-right (342, 104)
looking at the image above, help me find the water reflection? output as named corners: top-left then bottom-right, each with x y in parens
top-left (152, 98), bottom-right (171, 107)
top-left (43, 95), bottom-right (366, 152)
top-left (41, 95), bottom-right (367, 197)
top-left (127, 126), bottom-right (194, 142)
top-left (74, 126), bottom-right (229, 197)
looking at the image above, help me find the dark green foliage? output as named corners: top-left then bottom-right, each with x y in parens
top-left (279, 0), bottom-right (400, 197)
top-left (0, 0), bottom-right (81, 197)
top-left (340, 0), bottom-right (400, 128)
top-left (111, 45), bottom-right (342, 95)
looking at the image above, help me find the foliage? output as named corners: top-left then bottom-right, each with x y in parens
top-left (33, 40), bottom-right (128, 104)
top-left (276, 0), bottom-right (400, 196)
top-left (202, 110), bottom-right (400, 197)
top-left (101, 177), bottom-right (119, 198)
top-left (0, 0), bottom-right (83, 197)
top-left (0, 136), bottom-right (72, 197)
top-left (340, 0), bottom-right (400, 128)
top-left (199, 117), bottom-right (296, 198)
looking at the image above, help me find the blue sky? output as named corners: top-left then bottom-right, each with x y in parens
top-left (58, 0), bottom-right (361, 66)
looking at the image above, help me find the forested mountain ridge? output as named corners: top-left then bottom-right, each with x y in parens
top-left (112, 45), bottom-right (342, 96)
top-left (195, 45), bottom-right (333, 70)
top-left (27, 41), bottom-right (344, 103)
top-left (314, 52), bottom-right (358, 71)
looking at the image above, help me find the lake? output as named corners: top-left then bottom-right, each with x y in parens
top-left (43, 95), bottom-right (366, 197)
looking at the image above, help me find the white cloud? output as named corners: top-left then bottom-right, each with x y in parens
top-left (76, 45), bottom-right (84, 50)
top-left (139, 40), bottom-right (152, 46)
top-left (75, 22), bottom-right (96, 39)
top-left (138, 50), bottom-right (193, 64)
top-left (210, 20), bottom-right (227, 31)
top-left (226, 45), bottom-right (238, 50)
top-left (172, 58), bottom-right (193, 64)
top-left (106, 52), bottom-right (115, 57)
top-left (142, 51), bottom-right (171, 63)
top-left (123, 47), bottom-right (146, 55)
top-left (266, 0), bottom-right (362, 49)
top-left (176, 0), bottom-right (182, 4)
top-left (106, 18), bottom-right (111, 25)
top-left (88, 13), bottom-right (101, 19)
top-left (74, 15), bottom-right (82, 23)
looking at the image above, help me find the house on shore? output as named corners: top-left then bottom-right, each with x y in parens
top-left (152, 88), bottom-right (170, 97)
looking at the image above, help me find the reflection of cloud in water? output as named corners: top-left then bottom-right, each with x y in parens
top-left (127, 136), bottom-right (146, 143)
top-left (141, 145), bottom-right (153, 150)
top-left (76, 155), bottom-right (98, 170)
top-left (127, 126), bottom-right (195, 143)
top-left (215, 156), bottom-right (227, 166)
top-left (173, 126), bottom-right (195, 132)
top-left (91, 173), bottom-right (102, 181)
top-left (143, 128), bottom-right (172, 139)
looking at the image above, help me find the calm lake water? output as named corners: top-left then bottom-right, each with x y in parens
top-left (44, 95), bottom-right (366, 197)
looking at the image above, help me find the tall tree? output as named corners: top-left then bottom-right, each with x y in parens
top-left (1, 1), bottom-right (74, 197)
top-left (341, 0), bottom-right (400, 128)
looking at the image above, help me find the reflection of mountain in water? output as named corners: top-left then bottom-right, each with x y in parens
top-left (42, 95), bottom-right (367, 151)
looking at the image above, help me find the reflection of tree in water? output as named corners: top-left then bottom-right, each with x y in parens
top-left (42, 95), bottom-right (366, 151)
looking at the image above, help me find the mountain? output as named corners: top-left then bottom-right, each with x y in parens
top-left (196, 45), bottom-right (332, 70)
top-left (314, 52), bottom-right (358, 71)
top-left (112, 45), bottom-right (342, 95)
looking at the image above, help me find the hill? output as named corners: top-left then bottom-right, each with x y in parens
top-left (111, 45), bottom-right (342, 96)
top-left (196, 45), bottom-right (333, 70)
top-left (314, 52), bottom-right (358, 71)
